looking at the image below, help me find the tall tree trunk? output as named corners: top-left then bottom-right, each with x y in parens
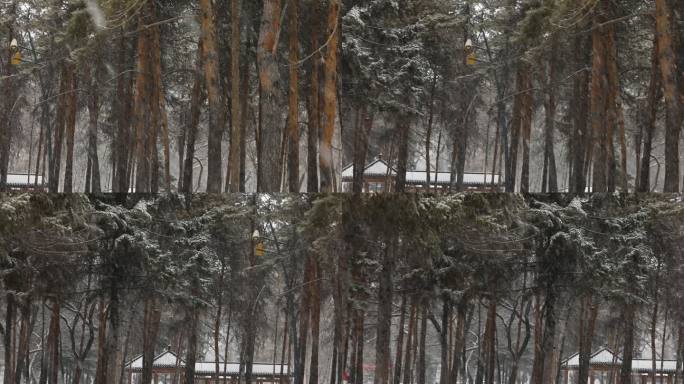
top-left (639, 34), bottom-right (661, 193)
top-left (133, 5), bottom-right (153, 193)
top-left (483, 298), bottom-right (497, 384)
top-left (620, 303), bottom-right (635, 384)
top-left (352, 107), bottom-right (372, 193)
top-left (417, 302), bottom-right (428, 384)
top-left (94, 297), bottom-right (107, 384)
top-left (200, 0), bottom-right (224, 192)
top-left (50, 66), bottom-right (70, 192)
top-left (439, 298), bottom-right (451, 384)
top-left (425, 75), bottom-right (437, 190)
top-left (319, 0), bottom-right (340, 193)
top-left (63, 63), bottom-right (78, 193)
top-left (520, 70), bottom-right (533, 193)
top-left (14, 299), bottom-right (31, 384)
top-left (449, 300), bottom-right (468, 384)
top-left (295, 254), bottom-right (313, 384)
top-left (47, 301), bottom-right (60, 384)
top-left (393, 294), bottom-right (407, 384)
top-left (182, 40), bottom-right (205, 194)
top-left (227, 0), bottom-right (242, 192)
top-left (287, 0), bottom-right (300, 192)
top-left (113, 31), bottom-right (131, 193)
top-left (507, 64), bottom-right (528, 193)
top-left (257, 0), bottom-right (284, 192)
top-left (350, 306), bottom-right (364, 384)
top-left (402, 299), bottom-right (417, 384)
top-left (374, 246), bottom-right (394, 384)
top-left (308, 258), bottom-right (322, 384)
top-left (0, 4), bottom-right (17, 190)
top-left (86, 68), bottom-right (102, 193)
top-left (395, 118), bottom-right (411, 193)
top-left (142, 298), bottom-right (162, 384)
top-left (104, 282), bottom-right (121, 384)
top-left (4, 294), bottom-right (15, 384)
top-left (577, 294), bottom-right (599, 384)
top-left (656, 0), bottom-right (682, 192)
top-left (590, 3), bottom-right (612, 193)
top-left (570, 33), bottom-right (590, 194)
top-left (542, 40), bottom-right (558, 193)
top-left (306, 22), bottom-right (321, 193)
top-left (184, 303), bottom-right (199, 384)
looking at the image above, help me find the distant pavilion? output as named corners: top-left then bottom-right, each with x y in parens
top-left (561, 348), bottom-right (676, 384)
top-left (124, 350), bottom-right (291, 384)
top-left (340, 157), bottom-right (501, 193)
top-left (3, 173), bottom-right (46, 192)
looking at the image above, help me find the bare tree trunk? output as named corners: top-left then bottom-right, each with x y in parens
top-left (403, 300), bottom-right (417, 384)
top-left (309, 258), bottom-right (322, 384)
top-left (425, 75), bottom-right (437, 190)
top-left (142, 298), bottom-right (162, 384)
top-left (395, 118), bottom-right (411, 193)
top-left (306, 22), bottom-right (321, 193)
top-left (439, 298), bottom-right (451, 384)
top-left (320, 0), bottom-right (340, 193)
top-left (182, 40), bottom-right (205, 194)
top-left (393, 294), bottom-right (407, 384)
top-left (656, 0), bottom-right (682, 192)
top-left (295, 254), bottom-right (313, 384)
top-left (4, 294), bottom-right (15, 384)
top-left (227, 0), bottom-right (242, 192)
top-left (257, 0), bottom-right (284, 192)
top-left (507, 64), bottom-right (528, 193)
top-left (639, 34), bottom-right (661, 193)
top-left (86, 67), bottom-right (101, 193)
top-left (200, 0), bottom-right (224, 192)
top-left (184, 303), bottom-right (199, 384)
top-left (0, 4), bottom-right (17, 190)
top-left (542, 40), bottom-right (558, 193)
top-left (287, 0), bottom-right (300, 192)
top-left (47, 301), bottom-right (60, 384)
top-left (374, 246), bottom-right (394, 384)
top-left (63, 63), bottom-right (78, 193)
top-left (578, 294), bottom-right (599, 384)
top-left (520, 69), bottom-right (533, 193)
top-left (620, 303), bottom-right (635, 384)
top-left (484, 298), bottom-right (497, 384)
top-left (570, 32), bottom-right (590, 194)
top-left (417, 302), bottom-right (428, 384)
top-left (50, 65), bottom-right (70, 192)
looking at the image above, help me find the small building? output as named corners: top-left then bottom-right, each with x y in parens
top-left (341, 157), bottom-right (501, 193)
top-left (561, 348), bottom-right (675, 384)
top-left (3, 173), bottom-right (46, 192)
top-left (124, 350), bottom-right (291, 384)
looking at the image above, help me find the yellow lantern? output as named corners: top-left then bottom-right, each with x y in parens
top-left (9, 38), bottom-right (20, 65)
top-left (11, 51), bottom-right (21, 66)
top-left (467, 52), bottom-right (477, 66)
top-left (255, 242), bottom-right (265, 257)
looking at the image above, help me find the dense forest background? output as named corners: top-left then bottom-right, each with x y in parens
top-left (0, 193), bottom-right (684, 384)
top-left (2, 0), bottom-right (684, 193)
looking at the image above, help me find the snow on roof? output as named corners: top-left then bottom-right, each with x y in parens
top-left (341, 158), bottom-right (393, 178)
top-left (6, 174), bottom-right (44, 186)
top-left (404, 171), bottom-right (500, 186)
top-left (126, 350), bottom-right (290, 376)
top-left (194, 362), bottom-right (290, 376)
top-left (341, 158), bottom-right (500, 186)
top-left (631, 359), bottom-right (677, 373)
top-left (562, 348), bottom-right (677, 373)
top-left (127, 350), bottom-right (182, 370)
